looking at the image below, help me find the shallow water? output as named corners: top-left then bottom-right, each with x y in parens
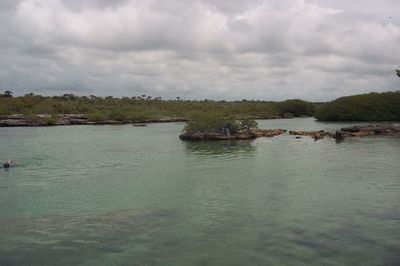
top-left (0, 118), bottom-right (399, 266)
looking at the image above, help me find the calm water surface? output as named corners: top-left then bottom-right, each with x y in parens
top-left (0, 118), bottom-right (399, 266)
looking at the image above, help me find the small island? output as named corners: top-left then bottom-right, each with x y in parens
top-left (178, 112), bottom-right (289, 140)
top-left (178, 112), bottom-right (400, 142)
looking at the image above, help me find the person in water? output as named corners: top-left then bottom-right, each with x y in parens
top-left (3, 160), bottom-right (20, 168)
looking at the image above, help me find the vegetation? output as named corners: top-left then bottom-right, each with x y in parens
top-left (182, 112), bottom-right (258, 134)
top-left (2, 90), bottom-right (399, 123)
top-left (0, 92), bottom-right (316, 121)
top-left (277, 99), bottom-right (316, 117)
top-left (0, 90), bottom-right (13, 98)
top-left (315, 91), bottom-right (400, 121)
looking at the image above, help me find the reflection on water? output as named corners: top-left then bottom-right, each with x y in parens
top-left (184, 140), bottom-right (256, 158)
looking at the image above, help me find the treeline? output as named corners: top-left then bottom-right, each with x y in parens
top-left (315, 91), bottom-right (400, 121)
top-left (0, 92), bottom-right (316, 121)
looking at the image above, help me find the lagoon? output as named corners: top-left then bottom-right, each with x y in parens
top-left (0, 118), bottom-right (399, 265)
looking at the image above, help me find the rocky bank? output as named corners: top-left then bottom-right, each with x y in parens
top-left (0, 114), bottom-right (187, 127)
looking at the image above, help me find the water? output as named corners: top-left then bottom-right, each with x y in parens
top-left (0, 118), bottom-right (399, 266)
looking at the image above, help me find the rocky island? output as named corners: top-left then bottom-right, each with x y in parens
top-left (179, 128), bottom-right (287, 140)
top-left (180, 118), bottom-right (400, 141)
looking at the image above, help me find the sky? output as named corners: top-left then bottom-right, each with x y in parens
top-left (0, 0), bottom-right (399, 101)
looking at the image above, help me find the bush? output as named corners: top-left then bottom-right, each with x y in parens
top-left (182, 112), bottom-right (257, 134)
top-left (315, 91), bottom-right (400, 121)
top-left (238, 119), bottom-right (258, 131)
top-left (277, 99), bottom-right (316, 117)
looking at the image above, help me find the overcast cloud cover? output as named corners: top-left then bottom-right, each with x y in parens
top-left (0, 0), bottom-right (399, 100)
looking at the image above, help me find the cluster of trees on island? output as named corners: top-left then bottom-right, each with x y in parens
top-left (183, 112), bottom-right (258, 134)
top-left (0, 90), bottom-right (399, 123)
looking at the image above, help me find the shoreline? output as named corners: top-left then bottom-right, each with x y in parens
top-left (0, 114), bottom-right (306, 127)
top-left (0, 114), bottom-right (189, 127)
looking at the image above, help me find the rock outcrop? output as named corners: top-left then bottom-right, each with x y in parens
top-left (289, 130), bottom-right (329, 139)
top-left (289, 124), bottom-right (400, 140)
top-left (179, 129), bottom-right (286, 141)
top-left (339, 124), bottom-right (400, 137)
top-left (0, 114), bottom-right (187, 127)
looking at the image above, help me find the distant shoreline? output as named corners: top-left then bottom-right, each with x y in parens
top-left (0, 114), bottom-right (311, 127)
top-left (0, 114), bottom-right (187, 127)
top-left (1, 91), bottom-right (399, 126)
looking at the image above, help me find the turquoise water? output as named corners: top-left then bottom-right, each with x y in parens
top-left (0, 118), bottom-right (399, 266)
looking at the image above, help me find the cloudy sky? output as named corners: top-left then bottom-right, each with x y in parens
top-left (0, 0), bottom-right (399, 100)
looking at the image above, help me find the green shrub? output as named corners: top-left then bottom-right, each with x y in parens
top-left (182, 112), bottom-right (257, 134)
top-left (45, 118), bottom-right (57, 126)
top-left (315, 91), bottom-right (400, 121)
top-left (277, 99), bottom-right (316, 117)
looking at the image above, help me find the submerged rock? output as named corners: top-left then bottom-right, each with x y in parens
top-left (289, 130), bottom-right (330, 139)
top-left (0, 208), bottom-right (173, 266)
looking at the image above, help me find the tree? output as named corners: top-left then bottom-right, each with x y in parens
top-left (396, 69), bottom-right (400, 78)
top-left (4, 90), bottom-right (13, 97)
top-left (62, 93), bottom-right (76, 100)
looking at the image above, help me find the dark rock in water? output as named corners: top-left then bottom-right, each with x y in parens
top-left (132, 124), bottom-right (148, 127)
top-left (341, 126), bottom-right (361, 133)
top-left (334, 130), bottom-right (344, 140)
top-left (295, 136), bottom-right (301, 139)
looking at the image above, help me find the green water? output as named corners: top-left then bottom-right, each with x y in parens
top-left (0, 118), bottom-right (399, 266)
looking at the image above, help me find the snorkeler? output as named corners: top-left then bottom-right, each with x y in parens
top-left (3, 160), bottom-right (20, 168)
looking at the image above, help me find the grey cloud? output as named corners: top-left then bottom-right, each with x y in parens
top-left (0, 0), bottom-right (399, 101)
